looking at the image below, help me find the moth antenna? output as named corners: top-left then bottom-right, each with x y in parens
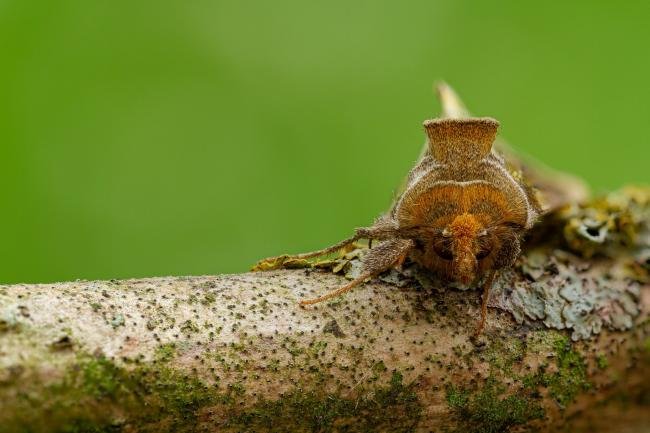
top-left (474, 270), bottom-right (497, 337)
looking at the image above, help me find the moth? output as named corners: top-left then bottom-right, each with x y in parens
top-left (256, 83), bottom-right (587, 336)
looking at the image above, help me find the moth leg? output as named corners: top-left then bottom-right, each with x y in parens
top-left (298, 271), bottom-right (374, 306)
top-left (253, 234), bottom-right (362, 271)
top-left (474, 270), bottom-right (497, 337)
top-left (394, 248), bottom-right (408, 268)
top-left (254, 218), bottom-right (400, 271)
top-left (355, 216), bottom-right (399, 241)
top-left (299, 238), bottom-right (414, 306)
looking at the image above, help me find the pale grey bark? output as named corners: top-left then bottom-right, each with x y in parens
top-left (0, 254), bottom-right (648, 432)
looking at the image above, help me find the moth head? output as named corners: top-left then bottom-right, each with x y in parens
top-left (429, 213), bottom-right (522, 284)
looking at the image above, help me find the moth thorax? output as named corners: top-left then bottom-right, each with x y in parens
top-left (423, 117), bottom-right (499, 164)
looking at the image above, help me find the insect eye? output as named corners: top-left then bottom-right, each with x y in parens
top-left (433, 243), bottom-right (453, 260)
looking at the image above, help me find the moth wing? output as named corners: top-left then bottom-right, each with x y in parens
top-left (390, 82), bottom-right (589, 213)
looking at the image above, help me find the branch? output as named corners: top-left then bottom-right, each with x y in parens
top-left (1, 187), bottom-right (649, 433)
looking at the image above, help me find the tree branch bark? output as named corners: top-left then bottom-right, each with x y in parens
top-left (1, 188), bottom-right (649, 433)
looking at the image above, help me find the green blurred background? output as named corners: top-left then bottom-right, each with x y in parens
top-left (1, 1), bottom-right (648, 284)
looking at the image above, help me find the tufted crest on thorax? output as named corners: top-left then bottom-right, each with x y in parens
top-left (423, 117), bottom-right (499, 164)
top-left (392, 117), bottom-right (538, 230)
